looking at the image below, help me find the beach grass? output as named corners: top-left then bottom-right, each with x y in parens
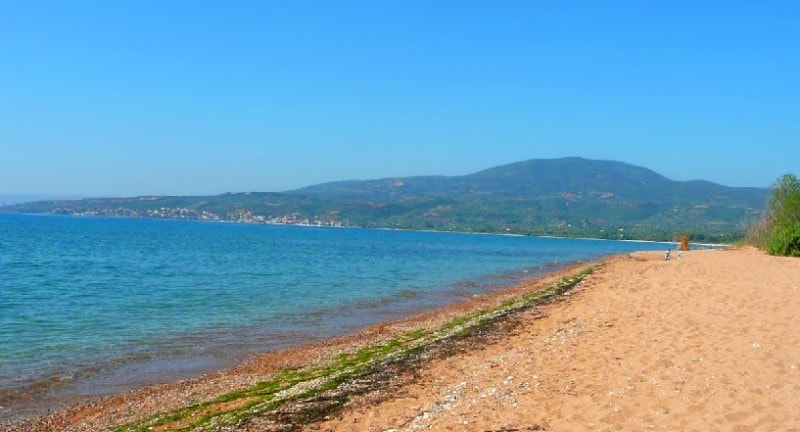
top-left (116, 265), bottom-right (597, 432)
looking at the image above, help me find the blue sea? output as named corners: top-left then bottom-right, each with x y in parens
top-left (0, 213), bottom-right (675, 412)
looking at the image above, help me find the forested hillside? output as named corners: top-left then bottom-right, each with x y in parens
top-left (3, 158), bottom-right (767, 242)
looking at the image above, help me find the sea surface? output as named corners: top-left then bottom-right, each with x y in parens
top-left (0, 213), bottom-right (676, 413)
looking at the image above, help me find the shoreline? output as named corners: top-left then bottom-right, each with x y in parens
top-left (0, 257), bottom-right (576, 421)
top-left (7, 247), bottom-right (794, 431)
top-left (1, 212), bottom-right (684, 427)
top-left (1, 258), bottom-right (597, 431)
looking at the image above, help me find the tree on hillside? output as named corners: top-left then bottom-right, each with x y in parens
top-left (755, 173), bottom-right (800, 256)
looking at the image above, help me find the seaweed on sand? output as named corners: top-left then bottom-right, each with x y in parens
top-left (117, 265), bottom-right (597, 432)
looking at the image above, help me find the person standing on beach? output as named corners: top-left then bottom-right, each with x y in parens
top-left (665, 250), bottom-right (671, 261)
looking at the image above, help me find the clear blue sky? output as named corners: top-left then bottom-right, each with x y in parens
top-left (1, 1), bottom-right (798, 197)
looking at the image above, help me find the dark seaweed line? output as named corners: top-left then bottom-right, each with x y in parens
top-left (117, 265), bottom-right (598, 432)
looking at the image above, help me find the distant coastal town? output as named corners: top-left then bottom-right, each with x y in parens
top-left (51, 206), bottom-right (347, 227)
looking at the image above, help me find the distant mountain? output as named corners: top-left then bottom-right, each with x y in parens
top-left (0, 194), bottom-right (84, 206)
top-left (2, 158), bottom-right (768, 241)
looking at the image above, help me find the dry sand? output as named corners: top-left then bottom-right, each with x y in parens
top-left (4, 247), bottom-right (800, 431)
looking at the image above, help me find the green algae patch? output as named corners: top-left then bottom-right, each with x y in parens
top-left (116, 265), bottom-right (597, 432)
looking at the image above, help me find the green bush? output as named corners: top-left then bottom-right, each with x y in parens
top-left (753, 173), bottom-right (800, 256)
top-left (765, 223), bottom-right (800, 257)
top-left (769, 174), bottom-right (800, 227)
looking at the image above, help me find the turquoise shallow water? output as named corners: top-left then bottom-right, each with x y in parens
top-left (0, 212), bottom-right (675, 410)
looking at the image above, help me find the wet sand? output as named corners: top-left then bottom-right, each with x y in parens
top-left (4, 247), bottom-right (800, 431)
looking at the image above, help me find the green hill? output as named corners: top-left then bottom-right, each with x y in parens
top-left (3, 158), bottom-right (767, 242)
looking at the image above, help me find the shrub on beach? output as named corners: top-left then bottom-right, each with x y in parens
top-left (675, 234), bottom-right (690, 251)
top-left (753, 173), bottom-right (800, 257)
top-left (765, 223), bottom-right (800, 257)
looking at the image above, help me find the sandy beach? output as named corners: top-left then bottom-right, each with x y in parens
top-left (4, 247), bottom-right (800, 431)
